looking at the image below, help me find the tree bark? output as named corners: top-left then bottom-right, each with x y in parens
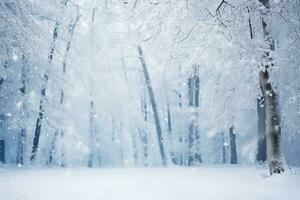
top-left (0, 139), bottom-right (5, 164)
top-left (0, 60), bottom-right (7, 90)
top-left (16, 54), bottom-right (27, 165)
top-left (258, 0), bottom-right (284, 174)
top-left (88, 99), bottom-right (95, 168)
top-left (140, 91), bottom-right (149, 166)
top-left (138, 46), bottom-right (166, 165)
top-left (30, 20), bottom-right (59, 162)
top-left (221, 132), bottom-right (226, 164)
top-left (259, 71), bottom-right (284, 174)
top-left (0, 59), bottom-right (8, 164)
top-left (229, 125), bottom-right (237, 164)
top-left (187, 65), bottom-right (201, 165)
top-left (256, 97), bottom-right (267, 162)
top-left (48, 7), bottom-right (79, 167)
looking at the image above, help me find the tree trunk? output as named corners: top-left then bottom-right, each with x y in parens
top-left (213, 132), bottom-right (227, 164)
top-left (229, 125), bottom-right (237, 164)
top-left (0, 59), bottom-right (8, 164)
top-left (258, 0), bottom-right (284, 174)
top-left (48, 8), bottom-right (79, 167)
top-left (138, 46), bottom-right (166, 165)
top-left (187, 64), bottom-right (201, 165)
top-left (87, 7), bottom-right (97, 168)
top-left (48, 131), bottom-right (58, 165)
top-left (259, 71), bottom-right (284, 174)
top-left (0, 139), bottom-right (5, 164)
top-left (0, 60), bottom-right (7, 90)
top-left (256, 97), bottom-right (267, 162)
top-left (30, 20), bottom-right (59, 162)
top-left (222, 133), bottom-right (227, 164)
top-left (88, 98), bottom-right (96, 168)
top-left (16, 54), bottom-right (27, 165)
top-left (140, 91), bottom-right (149, 166)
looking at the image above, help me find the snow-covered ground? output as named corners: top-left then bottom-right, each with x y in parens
top-left (0, 166), bottom-right (299, 200)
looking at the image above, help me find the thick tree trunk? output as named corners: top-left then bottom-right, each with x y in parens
top-left (257, 97), bottom-right (267, 162)
top-left (138, 46), bottom-right (166, 165)
top-left (259, 71), bottom-right (284, 174)
top-left (229, 126), bottom-right (237, 164)
top-left (258, 0), bottom-right (284, 174)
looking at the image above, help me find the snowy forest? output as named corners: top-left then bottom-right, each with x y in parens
top-left (1, 0), bottom-right (300, 199)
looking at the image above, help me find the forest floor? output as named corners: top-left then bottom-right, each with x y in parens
top-left (0, 165), bottom-right (299, 200)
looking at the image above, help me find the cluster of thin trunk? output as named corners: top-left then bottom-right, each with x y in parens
top-left (13, 1), bottom-right (81, 166)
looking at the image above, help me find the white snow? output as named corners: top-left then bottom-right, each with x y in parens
top-left (275, 125), bottom-right (280, 132)
top-left (0, 166), bottom-right (299, 200)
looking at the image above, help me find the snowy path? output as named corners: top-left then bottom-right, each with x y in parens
top-left (0, 166), bottom-right (299, 200)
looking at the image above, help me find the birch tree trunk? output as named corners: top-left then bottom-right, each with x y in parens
top-left (138, 46), bottom-right (166, 165)
top-left (258, 0), bottom-right (284, 174)
top-left (88, 98), bottom-right (96, 168)
top-left (16, 54), bottom-right (27, 165)
top-left (87, 7), bottom-right (98, 168)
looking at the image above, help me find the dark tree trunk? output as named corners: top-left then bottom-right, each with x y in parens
top-left (221, 132), bottom-right (227, 164)
top-left (31, 20), bottom-right (59, 162)
top-left (48, 131), bottom-right (58, 165)
top-left (256, 97), bottom-right (267, 162)
top-left (139, 92), bottom-right (149, 166)
top-left (167, 102), bottom-right (172, 134)
top-left (187, 123), bottom-right (194, 165)
top-left (0, 60), bottom-right (8, 163)
top-left (138, 127), bottom-right (148, 166)
top-left (132, 131), bottom-right (139, 165)
top-left (229, 126), bottom-right (237, 164)
top-left (258, 0), bottom-right (284, 174)
top-left (0, 139), bottom-right (5, 164)
top-left (138, 46), bottom-right (166, 165)
top-left (0, 60), bottom-right (8, 90)
top-left (259, 71), bottom-right (284, 174)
